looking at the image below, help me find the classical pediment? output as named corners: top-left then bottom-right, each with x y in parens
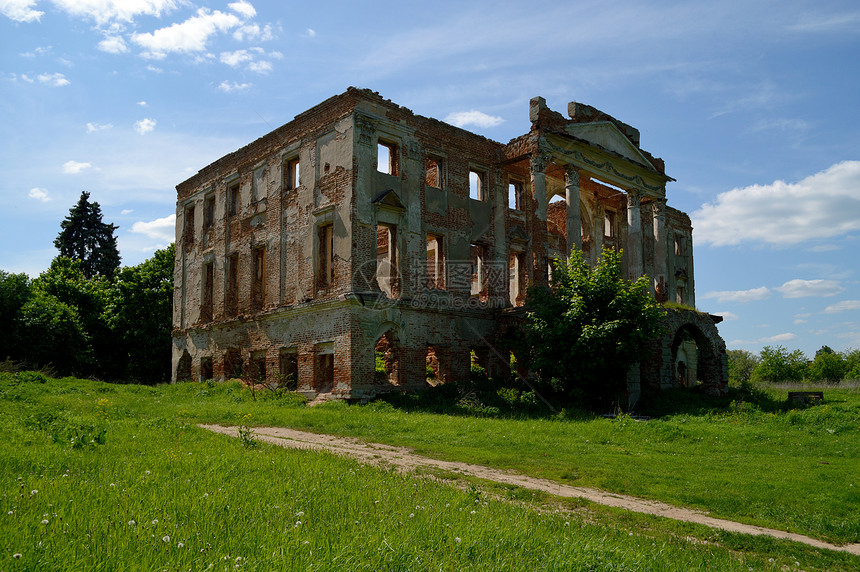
top-left (565, 122), bottom-right (655, 171)
top-left (372, 189), bottom-right (406, 211)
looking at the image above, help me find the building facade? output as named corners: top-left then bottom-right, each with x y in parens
top-left (172, 88), bottom-right (727, 402)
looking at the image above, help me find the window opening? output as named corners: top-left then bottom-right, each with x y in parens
top-left (252, 246), bottom-right (265, 311)
top-left (183, 205), bottom-right (195, 247)
top-left (509, 250), bottom-right (525, 306)
top-left (604, 211), bottom-right (615, 237)
top-left (374, 331), bottom-right (399, 386)
top-left (425, 157), bottom-right (442, 188)
top-left (250, 350), bottom-right (267, 383)
top-left (426, 234), bottom-right (445, 289)
top-left (285, 158), bottom-right (300, 190)
top-left (318, 224), bottom-right (334, 288)
top-left (252, 166), bottom-right (265, 202)
top-left (203, 195), bottom-right (215, 230)
top-left (315, 343), bottom-right (334, 392)
top-left (228, 183), bottom-right (240, 217)
top-left (470, 243), bottom-right (487, 296)
top-left (200, 357), bottom-right (213, 381)
top-left (508, 181), bottom-right (524, 211)
top-left (201, 261), bottom-right (214, 322)
top-left (376, 224), bottom-right (397, 296)
top-left (377, 141), bottom-right (397, 175)
top-left (469, 170), bottom-right (485, 201)
top-left (226, 253), bottom-right (239, 316)
top-left (674, 234), bottom-right (684, 256)
top-left (278, 348), bottom-right (298, 390)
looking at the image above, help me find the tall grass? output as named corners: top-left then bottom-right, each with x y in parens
top-left (1, 373), bottom-right (859, 570)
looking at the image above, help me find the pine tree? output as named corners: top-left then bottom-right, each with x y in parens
top-left (54, 191), bottom-right (121, 279)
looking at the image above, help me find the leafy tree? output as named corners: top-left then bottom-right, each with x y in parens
top-left (0, 271), bottom-right (31, 361)
top-left (843, 349), bottom-right (860, 381)
top-left (107, 244), bottom-right (175, 383)
top-left (31, 257), bottom-right (114, 377)
top-left (54, 191), bottom-right (120, 279)
top-left (727, 349), bottom-right (759, 386)
top-left (807, 347), bottom-right (846, 383)
top-left (752, 345), bottom-right (808, 383)
top-left (523, 248), bottom-right (665, 410)
top-left (17, 290), bottom-right (90, 374)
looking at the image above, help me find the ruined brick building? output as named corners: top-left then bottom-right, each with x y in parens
top-left (172, 87), bottom-right (728, 403)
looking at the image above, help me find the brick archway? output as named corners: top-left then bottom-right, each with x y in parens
top-left (643, 309), bottom-right (728, 397)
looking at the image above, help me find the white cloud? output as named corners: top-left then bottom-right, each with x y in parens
top-left (131, 214), bottom-right (176, 242)
top-left (793, 318), bottom-right (808, 325)
top-left (50, 0), bottom-right (178, 26)
top-left (21, 45), bottom-right (51, 57)
top-left (28, 187), bottom-right (51, 202)
top-left (62, 160), bottom-right (92, 174)
top-left (247, 60), bottom-right (271, 73)
top-left (824, 300), bottom-right (860, 314)
top-left (761, 333), bottom-right (798, 343)
top-left (693, 161), bottom-right (860, 246)
top-left (134, 118), bottom-right (157, 134)
top-left (86, 122), bottom-right (113, 133)
top-left (220, 49), bottom-right (253, 67)
top-left (137, 101), bottom-right (148, 106)
top-left (702, 286), bottom-right (771, 303)
top-left (120, 209), bottom-right (133, 215)
top-left (0, 0), bottom-right (43, 22)
top-left (37, 72), bottom-right (70, 87)
top-left (228, 0), bottom-right (256, 19)
top-left (712, 311), bottom-right (738, 321)
top-left (217, 80), bottom-right (251, 93)
top-left (305, 28), bottom-right (316, 38)
top-left (444, 110), bottom-right (505, 129)
top-left (775, 279), bottom-right (844, 299)
top-left (98, 35), bottom-right (128, 54)
top-left (131, 8), bottom-right (241, 58)
top-left (807, 244), bottom-right (840, 253)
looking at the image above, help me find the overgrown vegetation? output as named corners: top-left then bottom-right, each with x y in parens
top-left (521, 248), bottom-right (665, 410)
top-left (1, 192), bottom-right (173, 382)
top-left (11, 373), bottom-right (853, 570)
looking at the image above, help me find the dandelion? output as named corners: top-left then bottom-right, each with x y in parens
top-left (152, 519), bottom-right (158, 525)
top-left (128, 520), bottom-right (136, 526)
top-left (41, 519), bottom-right (49, 525)
top-left (203, 493), bottom-right (208, 498)
top-left (454, 537), bottom-right (461, 543)
top-left (409, 513), bottom-right (415, 518)
top-left (162, 535), bottom-right (170, 543)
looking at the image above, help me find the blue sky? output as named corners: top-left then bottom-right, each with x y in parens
top-left (2, 0), bottom-right (859, 357)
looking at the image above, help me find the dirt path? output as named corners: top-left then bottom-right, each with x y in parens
top-left (200, 424), bottom-right (860, 556)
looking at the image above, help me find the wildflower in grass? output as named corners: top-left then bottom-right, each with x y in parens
top-left (177, 542), bottom-right (184, 548)
top-left (8, 511), bottom-right (13, 515)
top-left (295, 511), bottom-right (304, 517)
top-left (454, 537), bottom-right (461, 543)
top-left (409, 513), bottom-right (415, 518)
top-left (145, 470), bottom-right (151, 475)
top-left (62, 474), bottom-right (68, 478)
top-left (128, 520), bottom-right (136, 526)
top-left (110, 483), bottom-right (115, 487)
top-left (162, 535), bottom-right (170, 543)
top-left (13, 553), bottom-right (22, 559)
top-left (41, 519), bottom-right (49, 525)
top-left (470, 510), bottom-right (476, 514)
top-left (152, 519), bottom-right (158, 525)
top-left (30, 490), bottom-right (38, 495)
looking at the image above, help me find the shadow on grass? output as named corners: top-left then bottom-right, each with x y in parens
top-left (636, 382), bottom-right (790, 418)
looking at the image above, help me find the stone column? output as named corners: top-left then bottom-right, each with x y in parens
top-left (530, 154), bottom-right (549, 223)
top-left (564, 165), bottom-right (582, 255)
top-left (651, 197), bottom-right (667, 300)
top-left (626, 190), bottom-right (644, 280)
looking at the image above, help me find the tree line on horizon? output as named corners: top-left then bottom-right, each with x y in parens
top-left (728, 345), bottom-right (860, 386)
top-left (0, 192), bottom-right (173, 383)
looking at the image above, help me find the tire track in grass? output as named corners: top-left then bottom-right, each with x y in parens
top-left (200, 424), bottom-right (860, 556)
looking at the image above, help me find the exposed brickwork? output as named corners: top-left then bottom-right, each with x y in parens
top-left (172, 88), bottom-right (727, 401)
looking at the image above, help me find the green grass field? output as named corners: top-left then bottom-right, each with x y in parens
top-left (2, 372), bottom-right (858, 570)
